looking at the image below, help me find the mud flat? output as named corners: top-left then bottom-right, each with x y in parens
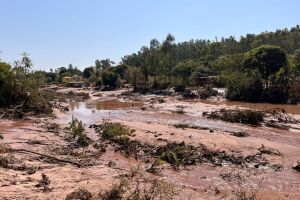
top-left (0, 87), bottom-right (300, 199)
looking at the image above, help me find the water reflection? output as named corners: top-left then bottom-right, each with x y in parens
top-left (69, 99), bottom-right (142, 111)
top-left (66, 99), bottom-right (143, 124)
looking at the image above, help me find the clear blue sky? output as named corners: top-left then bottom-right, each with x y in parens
top-left (0, 0), bottom-right (299, 71)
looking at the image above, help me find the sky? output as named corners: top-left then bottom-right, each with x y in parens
top-left (0, 0), bottom-right (300, 71)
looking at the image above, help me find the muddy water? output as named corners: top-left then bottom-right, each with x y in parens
top-left (201, 100), bottom-right (300, 115)
top-left (64, 98), bottom-right (143, 124)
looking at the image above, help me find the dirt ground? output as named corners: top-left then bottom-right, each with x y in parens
top-left (0, 87), bottom-right (300, 199)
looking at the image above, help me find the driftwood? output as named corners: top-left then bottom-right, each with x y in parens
top-left (0, 113), bottom-right (5, 119)
top-left (8, 148), bottom-right (82, 168)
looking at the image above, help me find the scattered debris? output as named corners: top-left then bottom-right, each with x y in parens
top-left (99, 168), bottom-right (177, 200)
top-left (257, 144), bottom-right (282, 156)
top-left (8, 148), bottom-right (82, 167)
top-left (203, 108), bottom-right (265, 125)
top-left (231, 132), bottom-right (250, 137)
top-left (173, 122), bottom-right (208, 130)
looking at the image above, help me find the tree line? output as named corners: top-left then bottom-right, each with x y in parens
top-left (1, 25), bottom-right (300, 107)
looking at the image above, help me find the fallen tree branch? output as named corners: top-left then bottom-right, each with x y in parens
top-left (0, 113), bottom-right (5, 119)
top-left (8, 148), bottom-right (82, 168)
top-left (20, 128), bottom-right (45, 133)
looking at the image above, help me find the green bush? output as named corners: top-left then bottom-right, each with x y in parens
top-left (69, 117), bottom-right (92, 147)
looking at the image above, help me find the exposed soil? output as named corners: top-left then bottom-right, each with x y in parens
top-left (0, 87), bottom-right (300, 199)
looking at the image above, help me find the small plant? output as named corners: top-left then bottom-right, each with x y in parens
top-left (69, 116), bottom-right (92, 147)
top-left (69, 116), bottom-right (85, 138)
top-left (65, 188), bottom-right (92, 200)
top-left (36, 173), bottom-right (51, 192)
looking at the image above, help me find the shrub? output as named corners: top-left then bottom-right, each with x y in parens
top-left (69, 117), bottom-right (92, 147)
top-left (97, 122), bottom-right (134, 141)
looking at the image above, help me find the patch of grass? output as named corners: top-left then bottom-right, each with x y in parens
top-left (203, 108), bottom-right (265, 125)
top-left (65, 188), bottom-right (92, 200)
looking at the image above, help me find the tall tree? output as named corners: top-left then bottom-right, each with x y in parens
top-left (150, 38), bottom-right (160, 85)
top-left (244, 45), bottom-right (288, 87)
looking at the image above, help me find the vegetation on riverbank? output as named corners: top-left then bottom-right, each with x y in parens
top-left (1, 26), bottom-right (300, 106)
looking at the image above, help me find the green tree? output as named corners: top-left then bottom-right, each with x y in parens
top-left (101, 70), bottom-right (120, 89)
top-left (244, 45), bottom-right (288, 87)
top-left (83, 67), bottom-right (94, 79)
top-left (150, 39), bottom-right (161, 85)
top-left (162, 34), bottom-right (176, 84)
